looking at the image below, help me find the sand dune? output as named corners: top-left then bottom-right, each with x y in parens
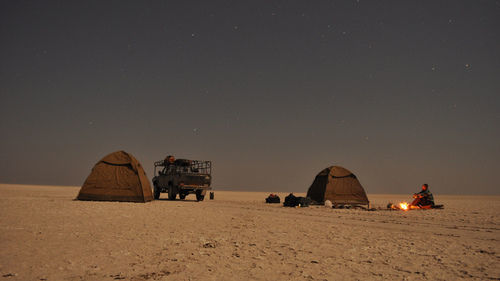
top-left (0, 184), bottom-right (498, 280)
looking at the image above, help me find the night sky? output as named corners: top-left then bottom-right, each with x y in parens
top-left (1, 1), bottom-right (499, 195)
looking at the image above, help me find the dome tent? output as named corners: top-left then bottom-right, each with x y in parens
top-left (77, 151), bottom-right (153, 202)
top-left (306, 166), bottom-right (369, 206)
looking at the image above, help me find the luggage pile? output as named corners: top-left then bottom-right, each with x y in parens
top-left (283, 193), bottom-right (311, 207)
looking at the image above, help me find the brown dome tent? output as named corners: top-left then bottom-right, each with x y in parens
top-left (306, 166), bottom-right (369, 206)
top-left (77, 151), bottom-right (153, 202)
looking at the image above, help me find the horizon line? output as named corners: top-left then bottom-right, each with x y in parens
top-left (1, 183), bottom-right (499, 197)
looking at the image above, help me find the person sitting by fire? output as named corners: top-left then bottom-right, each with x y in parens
top-left (410, 184), bottom-right (434, 207)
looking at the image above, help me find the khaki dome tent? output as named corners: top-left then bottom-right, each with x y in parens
top-left (77, 151), bottom-right (153, 202)
top-left (306, 166), bottom-right (369, 206)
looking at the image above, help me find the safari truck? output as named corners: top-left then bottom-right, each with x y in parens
top-left (152, 156), bottom-right (212, 201)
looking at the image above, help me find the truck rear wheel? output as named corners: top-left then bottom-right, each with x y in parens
top-left (168, 185), bottom-right (177, 200)
top-left (179, 193), bottom-right (186, 200)
top-left (196, 190), bottom-right (205, 202)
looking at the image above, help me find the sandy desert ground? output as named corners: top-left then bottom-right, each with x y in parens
top-left (0, 184), bottom-right (499, 281)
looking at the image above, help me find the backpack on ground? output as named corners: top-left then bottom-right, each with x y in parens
top-left (265, 194), bottom-right (280, 203)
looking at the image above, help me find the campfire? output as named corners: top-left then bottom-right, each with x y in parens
top-left (388, 202), bottom-right (412, 211)
top-left (387, 198), bottom-right (443, 211)
top-left (399, 202), bottom-right (409, 211)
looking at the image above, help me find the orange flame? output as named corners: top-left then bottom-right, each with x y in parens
top-left (399, 202), bottom-right (409, 211)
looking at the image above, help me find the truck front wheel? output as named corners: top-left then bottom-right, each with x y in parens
top-left (153, 184), bottom-right (160, 199)
top-left (168, 185), bottom-right (178, 200)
